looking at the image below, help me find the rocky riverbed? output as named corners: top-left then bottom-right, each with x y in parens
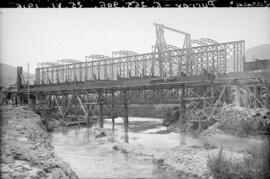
top-left (0, 106), bottom-right (78, 179)
top-left (80, 124), bottom-right (246, 179)
top-left (110, 141), bottom-right (246, 179)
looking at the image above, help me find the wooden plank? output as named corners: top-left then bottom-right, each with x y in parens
top-left (266, 86), bottom-right (270, 109)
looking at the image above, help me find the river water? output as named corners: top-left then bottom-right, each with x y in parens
top-left (51, 117), bottom-right (263, 179)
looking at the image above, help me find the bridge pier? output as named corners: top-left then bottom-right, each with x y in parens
top-left (180, 85), bottom-right (186, 134)
top-left (266, 86), bottom-right (270, 109)
top-left (98, 90), bottom-right (104, 128)
top-left (123, 90), bottom-right (129, 129)
top-left (111, 91), bottom-right (115, 129)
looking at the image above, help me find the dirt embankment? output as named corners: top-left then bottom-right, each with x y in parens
top-left (0, 106), bottom-right (78, 179)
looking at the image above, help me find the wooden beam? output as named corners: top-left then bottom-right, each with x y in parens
top-left (75, 93), bottom-right (87, 115)
top-left (266, 86), bottom-right (270, 109)
top-left (111, 91), bottom-right (115, 129)
top-left (208, 86), bottom-right (226, 119)
top-left (63, 93), bottom-right (75, 117)
top-left (55, 95), bottom-right (64, 116)
top-left (75, 92), bottom-right (90, 128)
top-left (98, 90), bottom-right (104, 128)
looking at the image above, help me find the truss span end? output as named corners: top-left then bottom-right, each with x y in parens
top-left (57, 59), bottom-right (82, 64)
top-left (38, 62), bottom-right (58, 68)
top-left (85, 54), bottom-right (111, 61)
top-left (192, 38), bottom-right (218, 47)
top-left (112, 50), bottom-right (138, 58)
top-left (153, 44), bottom-right (180, 52)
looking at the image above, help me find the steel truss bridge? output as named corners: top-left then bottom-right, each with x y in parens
top-left (9, 24), bottom-right (270, 129)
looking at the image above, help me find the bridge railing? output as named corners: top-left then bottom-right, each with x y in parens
top-left (35, 40), bottom-right (244, 85)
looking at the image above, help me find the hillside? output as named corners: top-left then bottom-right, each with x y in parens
top-left (245, 44), bottom-right (270, 61)
top-left (0, 63), bottom-right (35, 87)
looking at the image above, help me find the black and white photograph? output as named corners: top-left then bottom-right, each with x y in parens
top-left (0, 5), bottom-right (270, 179)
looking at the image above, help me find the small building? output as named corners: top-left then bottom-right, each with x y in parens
top-left (244, 59), bottom-right (270, 72)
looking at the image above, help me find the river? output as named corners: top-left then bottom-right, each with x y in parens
top-left (51, 117), bottom-right (264, 179)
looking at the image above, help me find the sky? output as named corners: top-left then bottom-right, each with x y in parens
top-left (0, 8), bottom-right (269, 73)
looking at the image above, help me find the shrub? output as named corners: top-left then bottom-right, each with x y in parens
top-left (207, 140), bottom-right (270, 179)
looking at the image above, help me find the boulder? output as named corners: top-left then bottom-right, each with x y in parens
top-left (95, 131), bottom-right (106, 138)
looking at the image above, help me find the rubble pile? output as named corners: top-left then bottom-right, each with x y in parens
top-left (201, 104), bottom-right (270, 136)
top-left (185, 107), bottom-right (216, 122)
top-left (0, 106), bottom-right (78, 179)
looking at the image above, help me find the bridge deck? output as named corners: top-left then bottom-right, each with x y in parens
top-left (22, 71), bottom-right (270, 94)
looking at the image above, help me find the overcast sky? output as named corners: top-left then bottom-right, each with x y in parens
top-left (0, 8), bottom-right (269, 73)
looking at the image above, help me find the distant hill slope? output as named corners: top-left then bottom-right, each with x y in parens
top-left (0, 63), bottom-right (35, 87)
top-left (245, 44), bottom-right (270, 62)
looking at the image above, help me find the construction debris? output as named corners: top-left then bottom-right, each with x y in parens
top-left (201, 105), bottom-right (270, 136)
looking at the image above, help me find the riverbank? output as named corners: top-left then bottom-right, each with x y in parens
top-left (108, 136), bottom-right (246, 179)
top-left (0, 106), bottom-right (78, 179)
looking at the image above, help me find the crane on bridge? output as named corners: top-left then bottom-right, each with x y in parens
top-left (153, 23), bottom-right (192, 78)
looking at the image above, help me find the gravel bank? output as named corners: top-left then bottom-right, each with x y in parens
top-left (96, 132), bottom-right (244, 179)
top-left (0, 106), bottom-right (78, 179)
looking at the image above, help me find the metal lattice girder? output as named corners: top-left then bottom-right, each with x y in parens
top-left (191, 40), bottom-right (209, 46)
top-left (35, 40), bottom-right (245, 85)
top-left (200, 38), bottom-right (218, 44)
top-left (85, 54), bottom-right (111, 61)
top-left (57, 59), bottom-right (82, 64)
top-left (192, 38), bottom-right (218, 46)
top-left (38, 62), bottom-right (58, 68)
top-left (112, 50), bottom-right (138, 58)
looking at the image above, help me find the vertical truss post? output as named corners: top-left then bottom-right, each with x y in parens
top-left (98, 90), bottom-right (104, 128)
top-left (186, 34), bottom-right (192, 75)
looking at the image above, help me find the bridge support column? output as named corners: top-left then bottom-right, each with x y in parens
top-left (266, 86), bottom-right (270, 109)
top-left (124, 90), bottom-right (129, 128)
top-left (124, 106), bottom-right (129, 143)
top-left (98, 90), bottom-right (104, 128)
top-left (89, 105), bottom-right (95, 128)
top-left (234, 85), bottom-right (241, 107)
top-left (75, 92), bottom-right (89, 128)
top-left (111, 91), bottom-right (115, 129)
top-left (180, 85), bottom-right (186, 133)
top-left (223, 86), bottom-right (231, 105)
top-left (254, 86), bottom-right (259, 108)
top-left (210, 84), bottom-right (214, 109)
top-left (123, 90), bottom-right (129, 143)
